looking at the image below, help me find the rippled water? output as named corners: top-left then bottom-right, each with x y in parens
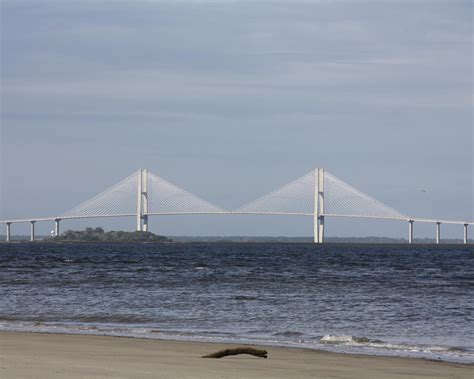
top-left (0, 243), bottom-right (473, 363)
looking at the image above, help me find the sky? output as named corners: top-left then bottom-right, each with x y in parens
top-left (1, 0), bottom-right (472, 238)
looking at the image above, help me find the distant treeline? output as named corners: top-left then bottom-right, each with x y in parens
top-left (54, 227), bottom-right (172, 243)
top-left (1, 232), bottom-right (471, 244)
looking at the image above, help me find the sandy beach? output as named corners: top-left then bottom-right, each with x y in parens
top-left (0, 332), bottom-right (471, 379)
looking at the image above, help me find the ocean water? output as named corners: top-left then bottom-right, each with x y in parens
top-left (0, 243), bottom-right (473, 363)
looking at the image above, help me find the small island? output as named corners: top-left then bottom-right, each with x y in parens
top-left (53, 227), bottom-right (172, 243)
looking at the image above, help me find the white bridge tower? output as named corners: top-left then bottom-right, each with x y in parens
top-left (314, 168), bottom-right (325, 243)
top-left (136, 169), bottom-right (149, 232)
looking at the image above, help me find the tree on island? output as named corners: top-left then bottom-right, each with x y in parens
top-left (53, 227), bottom-right (171, 242)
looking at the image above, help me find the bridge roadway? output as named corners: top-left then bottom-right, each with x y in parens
top-left (1, 212), bottom-right (472, 244)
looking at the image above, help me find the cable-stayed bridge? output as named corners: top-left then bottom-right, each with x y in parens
top-left (1, 168), bottom-right (472, 244)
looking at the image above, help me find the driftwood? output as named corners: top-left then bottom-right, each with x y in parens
top-left (202, 347), bottom-right (268, 359)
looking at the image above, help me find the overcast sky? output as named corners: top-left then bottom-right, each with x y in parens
top-left (1, 0), bottom-right (472, 238)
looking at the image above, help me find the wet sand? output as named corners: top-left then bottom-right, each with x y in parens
top-left (0, 332), bottom-right (472, 378)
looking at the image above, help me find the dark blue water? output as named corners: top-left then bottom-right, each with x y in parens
top-left (1, 243), bottom-right (473, 362)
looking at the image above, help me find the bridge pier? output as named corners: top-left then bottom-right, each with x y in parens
top-left (436, 222), bottom-right (441, 244)
top-left (30, 221), bottom-right (36, 242)
top-left (143, 169), bottom-right (149, 232)
top-left (313, 168), bottom-right (325, 243)
top-left (137, 169), bottom-right (143, 231)
top-left (54, 219), bottom-right (61, 237)
top-left (142, 215), bottom-right (149, 232)
top-left (6, 222), bottom-right (11, 242)
top-left (464, 224), bottom-right (468, 244)
top-left (136, 169), bottom-right (149, 232)
top-left (408, 220), bottom-right (414, 244)
top-left (319, 215), bottom-right (325, 243)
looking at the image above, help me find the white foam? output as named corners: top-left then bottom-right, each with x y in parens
top-left (320, 335), bottom-right (354, 343)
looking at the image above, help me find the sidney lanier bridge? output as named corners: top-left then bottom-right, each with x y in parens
top-left (1, 168), bottom-right (472, 244)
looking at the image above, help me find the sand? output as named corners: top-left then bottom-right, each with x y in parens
top-left (0, 332), bottom-right (472, 378)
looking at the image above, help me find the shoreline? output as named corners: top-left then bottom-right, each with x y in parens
top-left (1, 325), bottom-right (472, 364)
top-left (1, 332), bottom-right (472, 378)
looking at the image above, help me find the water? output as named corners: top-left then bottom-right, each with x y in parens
top-left (1, 243), bottom-right (473, 363)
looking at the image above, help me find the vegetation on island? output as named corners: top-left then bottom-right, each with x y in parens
top-left (53, 227), bottom-right (172, 243)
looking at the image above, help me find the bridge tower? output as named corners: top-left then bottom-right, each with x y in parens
top-left (136, 169), bottom-right (149, 232)
top-left (314, 168), bottom-right (325, 243)
top-left (6, 222), bottom-right (11, 242)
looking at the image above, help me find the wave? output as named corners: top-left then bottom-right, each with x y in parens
top-left (273, 331), bottom-right (305, 337)
top-left (320, 335), bottom-right (383, 344)
top-left (319, 334), bottom-right (468, 355)
top-left (232, 295), bottom-right (260, 301)
top-left (0, 315), bottom-right (155, 324)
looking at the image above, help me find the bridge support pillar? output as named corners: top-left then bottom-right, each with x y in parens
top-left (137, 169), bottom-right (143, 231)
top-left (313, 207), bottom-right (318, 243)
top-left (136, 169), bottom-right (149, 232)
top-left (313, 168), bottom-right (325, 243)
top-left (142, 215), bottom-right (148, 232)
top-left (143, 169), bottom-right (149, 232)
top-left (435, 222), bottom-right (441, 244)
top-left (54, 219), bottom-right (60, 237)
top-left (408, 220), bottom-right (414, 244)
top-left (464, 224), bottom-right (468, 244)
top-left (319, 215), bottom-right (325, 243)
top-left (6, 222), bottom-right (11, 242)
top-left (30, 221), bottom-right (36, 242)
